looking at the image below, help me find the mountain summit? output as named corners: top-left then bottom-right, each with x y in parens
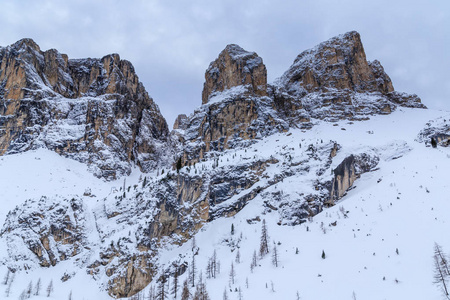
top-left (0, 38), bottom-right (170, 179)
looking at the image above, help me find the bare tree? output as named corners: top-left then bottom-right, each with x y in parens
top-left (193, 272), bottom-right (210, 300)
top-left (68, 290), bottom-right (73, 300)
top-left (148, 284), bottom-right (155, 300)
top-left (235, 249), bottom-right (241, 264)
top-left (5, 272), bottom-right (14, 297)
top-left (190, 254), bottom-right (197, 287)
top-left (2, 269), bottom-right (10, 285)
top-left (35, 278), bottom-right (41, 296)
top-left (206, 250), bottom-right (218, 279)
top-left (222, 287), bottom-right (229, 300)
top-left (172, 267), bottom-right (179, 299)
top-left (250, 250), bottom-right (257, 272)
top-left (260, 219), bottom-right (269, 257)
top-left (46, 280), bottom-right (53, 297)
top-left (272, 244), bottom-right (279, 267)
top-left (26, 280), bottom-right (32, 298)
top-left (434, 243), bottom-right (450, 299)
top-left (238, 286), bottom-right (243, 300)
top-left (181, 279), bottom-right (190, 300)
top-left (156, 270), bottom-right (168, 300)
top-left (19, 290), bottom-right (27, 300)
top-left (229, 262), bottom-right (236, 285)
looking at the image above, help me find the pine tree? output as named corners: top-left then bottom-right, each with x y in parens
top-left (296, 291), bottom-right (301, 300)
top-left (229, 262), bottom-right (236, 285)
top-left (222, 287), bottom-right (229, 300)
top-left (231, 223), bottom-right (235, 235)
top-left (19, 290), bottom-right (27, 300)
top-left (2, 269), bottom-right (10, 285)
top-left (26, 280), bottom-right (32, 298)
top-left (142, 176), bottom-right (147, 188)
top-left (259, 219), bottom-right (269, 257)
top-left (35, 278), bottom-right (41, 296)
top-left (46, 280), bottom-right (53, 297)
top-left (212, 250), bottom-right (218, 278)
top-left (176, 157), bottom-right (182, 173)
top-left (5, 272), bottom-right (14, 297)
top-left (172, 268), bottom-right (179, 299)
top-left (181, 279), bottom-right (190, 300)
top-left (322, 250), bottom-right (326, 259)
top-left (272, 244), bottom-right (279, 267)
top-left (68, 290), bottom-right (73, 300)
top-left (238, 286), bottom-right (243, 300)
top-left (235, 249), bottom-right (241, 264)
top-left (250, 250), bottom-right (257, 272)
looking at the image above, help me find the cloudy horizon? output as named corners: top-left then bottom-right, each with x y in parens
top-left (1, 0), bottom-right (449, 127)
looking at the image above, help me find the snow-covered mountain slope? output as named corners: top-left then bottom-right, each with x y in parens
top-left (1, 107), bottom-right (450, 299)
top-left (0, 31), bottom-right (445, 300)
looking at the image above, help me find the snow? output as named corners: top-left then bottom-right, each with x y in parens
top-left (152, 107), bottom-right (450, 300)
top-left (1, 107), bottom-right (450, 299)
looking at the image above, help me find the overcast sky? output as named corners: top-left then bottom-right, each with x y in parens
top-left (1, 0), bottom-right (449, 127)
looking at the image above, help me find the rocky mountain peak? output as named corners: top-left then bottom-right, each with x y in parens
top-left (278, 30), bottom-right (394, 96)
top-left (10, 38), bottom-right (41, 52)
top-left (0, 39), bottom-right (171, 179)
top-left (201, 44), bottom-right (267, 104)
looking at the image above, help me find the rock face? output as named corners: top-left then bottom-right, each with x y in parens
top-left (0, 39), bottom-right (170, 179)
top-left (417, 117), bottom-right (450, 147)
top-left (279, 31), bottom-right (393, 95)
top-left (180, 45), bottom-right (287, 165)
top-left (274, 31), bottom-right (425, 123)
top-left (173, 114), bottom-right (188, 130)
top-left (201, 44), bottom-right (267, 104)
top-left (0, 196), bottom-right (88, 269)
top-left (327, 154), bottom-right (379, 206)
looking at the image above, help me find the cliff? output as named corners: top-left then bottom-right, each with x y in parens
top-left (0, 38), bottom-right (170, 179)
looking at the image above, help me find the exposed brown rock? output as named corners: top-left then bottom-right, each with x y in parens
top-left (173, 114), bottom-right (188, 130)
top-left (326, 154), bottom-right (379, 206)
top-left (0, 38), bottom-right (170, 179)
top-left (280, 31), bottom-right (394, 95)
top-left (201, 44), bottom-right (267, 104)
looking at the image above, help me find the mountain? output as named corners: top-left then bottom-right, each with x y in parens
top-left (0, 38), bottom-right (171, 179)
top-left (1, 32), bottom-right (448, 300)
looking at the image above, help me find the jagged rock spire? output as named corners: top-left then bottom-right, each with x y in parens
top-left (201, 44), bottom-right (267, 104)
top-left (278, 31), bottom-right (394, 95)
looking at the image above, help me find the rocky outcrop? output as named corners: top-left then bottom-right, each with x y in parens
top-left (278, 31), bottom-right (393, 95)
top-left (417, 117), bottom-right (450, 147)
top-left (327, 153), bottom-right (379, 206)
top-left (0, 196), bottom-right (88, 269)
top-left (274, 31), bottom-right (425, 123)
top-left (202, 44), bottom-right (267, 104)
top-left (173, 114), bottom-right (188, 130)
top-left (179, 45), bottom-right (288, 166)
top-left (0, 39), bottom-right (170, 179)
